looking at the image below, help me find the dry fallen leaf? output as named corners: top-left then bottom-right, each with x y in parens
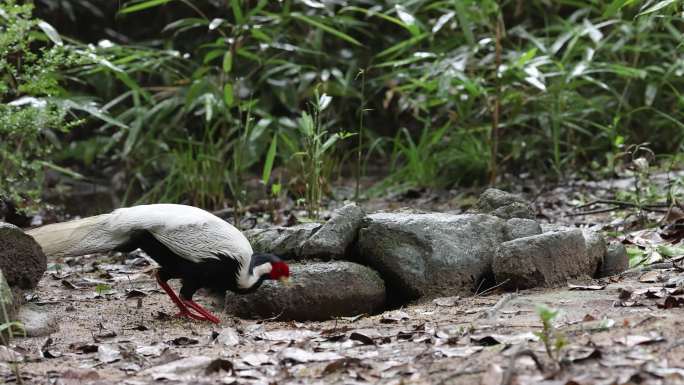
top-left (434, 346), bottom-right (483, 358)
top-left (97, 344), bottom-right (121, 363)
top-left (480, 363), bottom-right (503, 385)
top-left (381, 310), bottom-right (410, 323)
top-left (568, 283), bottom-right (606, 290)
top-left (142, 356), bottom-right (214, 381)
top-left (242, 352), bottom-right (272, 367)
top-left (639, 270), bottom-right (663, 283)
top-left (618, 334), bottom-right (665, 347)
top-left (279, 347), bottom-right (343, 363)
top-left (432, 296), bottom-right (460, 307)
top-left (215, 327), bottom-right (240, 346)
top-left (136, 344), bottom-right (167, 357)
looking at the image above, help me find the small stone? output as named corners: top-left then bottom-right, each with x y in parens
top-left (505, 218), bottom-right (542, 240)
top-left (16, 304), bottom-right (58, 337)
top-left (599, 241), bottom-right (629, 277)
top-left (475, 189), bottom-right (535, 220)
top-left (224, 261), bottom-right (385, 321)
top-left (493, 229), bottom-right (591, 289)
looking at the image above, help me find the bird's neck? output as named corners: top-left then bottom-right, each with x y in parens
top-left (236, 258), bottom-right (272, 292)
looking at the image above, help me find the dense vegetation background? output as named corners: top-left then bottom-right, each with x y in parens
top-left (2, 0), bottom-right (683, 217)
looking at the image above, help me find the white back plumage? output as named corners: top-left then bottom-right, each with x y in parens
top-left (28, 204), bottom-right (253, 265)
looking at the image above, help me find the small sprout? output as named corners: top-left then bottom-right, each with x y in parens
top-left (95, 284), bottom-right (112, 295)
top-left (535, 304), bottom-right (567, 363)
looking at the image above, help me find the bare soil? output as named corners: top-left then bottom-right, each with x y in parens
top-left (6, 174), bottom-right (684, 385)
top-left (2, 250), bottom-right (684, 385)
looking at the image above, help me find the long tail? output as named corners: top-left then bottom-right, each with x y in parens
top-left (27, 214), bottom-right (115, 258)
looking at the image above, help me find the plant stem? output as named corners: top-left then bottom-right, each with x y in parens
top-left (489, 15), bottom-right (503, 185)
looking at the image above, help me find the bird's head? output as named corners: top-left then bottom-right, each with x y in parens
top-left (252, 253), bottom-right (290, 284)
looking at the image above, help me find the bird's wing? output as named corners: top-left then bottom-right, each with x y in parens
top-left (148, 221), bottom-right (252, 265)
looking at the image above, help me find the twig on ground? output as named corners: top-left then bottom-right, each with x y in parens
top-left (575, 199), bottom-right (669, 210)
top-left (477, 279), bottom-right (510, 297)
top-left (480, 292), bottom-right (517, 320)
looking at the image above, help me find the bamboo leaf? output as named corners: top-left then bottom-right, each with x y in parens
top-left (230, 0), bottom-right (244, 24)
top-left (637, 0), bottom-right (677, 17)
top-left (375, 33), bottom-right (428, 59)
top-left (291, 13), bottom-right (362, 46)
top-left (119, 0), bottom-right (173, 14)
top-left (262, 133), bottom-right (278, 183)
top-left (223, 83), bottom-right (234, 107)
top-left (222, 51), bottom-right (233, 72)
top-left (37, 21), bottom-right (63, 46)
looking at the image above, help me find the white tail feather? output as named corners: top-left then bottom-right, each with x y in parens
top-left (27, 214), bottom-right (114, 257)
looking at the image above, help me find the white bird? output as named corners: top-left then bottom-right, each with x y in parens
top-left (28, 204), bottom-right (290, 323)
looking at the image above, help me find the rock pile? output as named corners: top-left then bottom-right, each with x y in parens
top-left (233, 190), bottom-right (629, 320)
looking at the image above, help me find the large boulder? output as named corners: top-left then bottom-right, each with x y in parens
top-left (224, 261), bottom-right (385, 321)
top-left (357, 213), bottom-right (507, 300)
top-left (493, 229), bottom-right (593, 289)
top-left (300, 203), bottom-right (366, 259)
top-left (474, 188), bottom-right (535, 220)
top-left (0, 222), bottom-right (46, 289)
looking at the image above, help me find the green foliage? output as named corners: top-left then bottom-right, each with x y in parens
top-left (535, 304), bottom-right (567, 362)
top-left (21, 0), bottom-right (684, 210)
top-left (0, 1), bottom-right (82, 211)
top-left (292, 91), bottom-right (353, 218)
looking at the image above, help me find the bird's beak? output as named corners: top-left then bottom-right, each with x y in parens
top-left (279, 276), bottom-right (291, 286)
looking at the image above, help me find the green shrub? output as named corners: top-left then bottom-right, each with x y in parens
top-left (0, 1), bottom-right (82, 212)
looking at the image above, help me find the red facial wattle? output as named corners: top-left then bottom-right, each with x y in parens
top-left (269, 261), bottom-right (290, 280)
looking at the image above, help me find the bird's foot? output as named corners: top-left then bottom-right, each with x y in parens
top-left (182, 299), bottom-right (221, 324)
top-left (174, 310), bottom-right (216, 323)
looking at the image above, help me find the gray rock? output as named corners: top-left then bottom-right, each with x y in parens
top-left (224, 261), bottom-right (385, 321)
top-left (244, 223), bottom-right (321, 259)
top-left (541, 224), bottom-right (609, 277)
top-left (599, 241), bottom-right (629, 277)
top-left (300, 204), bottom-right (366, 259)
top-left (16, 304), bottom-right (58, 337)
top-left (0, 223), bottom-right (46, 289)
top-left (493, 229), bottom-right (591, 289)
top-left (582, 229), bottom-right (607, 276)
top-left (475, 188), bottom-right (534, 219)
top-left (0, 269), bottom-right (17, 345)
top-left (505, 218), bottom-right (542, 240)
top-left (357, 213), bottom-right (507, 300)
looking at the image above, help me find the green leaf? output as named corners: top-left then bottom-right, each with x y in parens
top-left (203, 49), bottom-right (225, 64)
top-left (262, 133), bottom-right (278, 184)
top-left (230, 0), bottom-right (244, 24)
top-left (341, 6), bottom-right (415, 36)
top-left (119, 0), bottom-right (173, 14)
top-left (291, 13), bottom-right (362, 46)
top-left (603, 0), bottom-right (636, 17)
top-left (375, 33), bottom-right (428, 59)
top-left (637, 0), bottom-right (677, 17)
top-left (223, 83), bottom-right (234, 107)
top-left (37, 21), bottom-right (63, 46)
top-left (222, 51), bottom-right (233, 73)
top-left (515, 48), bottom-right (537, 68)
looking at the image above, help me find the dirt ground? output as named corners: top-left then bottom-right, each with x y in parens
top-left (5, 173), bottom-right (684, 385)
top-left (1, 250), bottom-right (684, 385)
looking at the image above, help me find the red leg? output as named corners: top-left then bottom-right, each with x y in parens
top-left (155, 275), bottom-right (213, 322)
top-left (183, 299), bottom-right (221, 324)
